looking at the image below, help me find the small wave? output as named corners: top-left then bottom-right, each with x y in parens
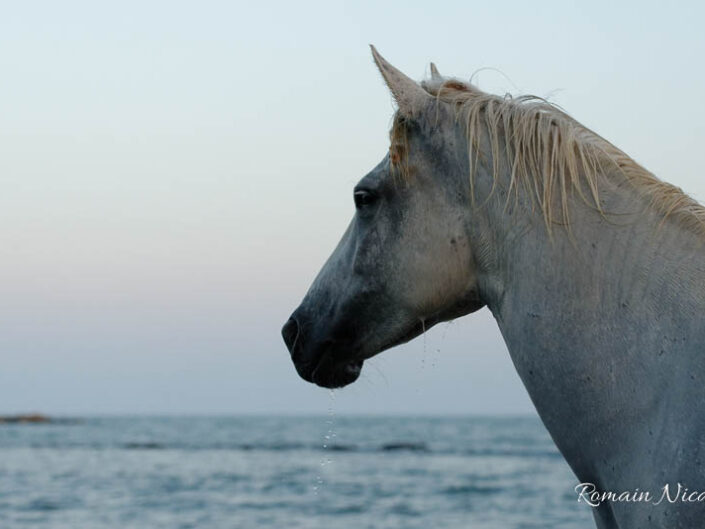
top-left (23, 498), bottom-right (67, 512)
top-left (327, 504), bottom-right (368, 515)
top-left (326, 443), bottom-right (358, 452)
top-left (31, 440), bottom-right (559, 457)
top-left (209, 472), bottom-right (246, 483)
top-left (116, 441), bottom-right (428, 453)
top-left (236, 501), bottom-right (294, 511)
top-left (122, 442), bottom-right (165, 450)
top-left (120, 442), bottom-right (309, 451)
top-left (388, 502), bottom-right (421, 516)
top-left (442, 484), bottom-right (503, 495)
top-left (381, 442), bottom-right (429, 452)
top-left (463, 447), bottom-right (561, 458)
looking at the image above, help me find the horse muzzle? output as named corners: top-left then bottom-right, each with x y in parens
top-left (281, 310), bottom-right (363, 389)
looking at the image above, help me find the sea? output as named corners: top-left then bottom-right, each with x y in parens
top-left (0, 415), bottom-right (596, 529)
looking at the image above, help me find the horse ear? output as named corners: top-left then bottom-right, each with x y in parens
top-left (370, 45), bottom-right (429, 116)
top-left (430, 62), bottom-right (442, 80)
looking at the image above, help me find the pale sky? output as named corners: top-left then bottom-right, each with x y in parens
top-left (1, 0), bottom-right (703, 415)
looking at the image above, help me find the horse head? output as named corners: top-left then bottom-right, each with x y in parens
top-left (282, 47), bottom-right (485, 388)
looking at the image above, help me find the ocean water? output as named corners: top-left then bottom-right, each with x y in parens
top-left (0, 416), bottom-right (595, 528)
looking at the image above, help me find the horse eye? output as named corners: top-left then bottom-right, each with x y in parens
top-left (354, 190), bottom-right (376, 209)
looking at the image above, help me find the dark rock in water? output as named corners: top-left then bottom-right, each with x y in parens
top-left (0, 414), bottom-right (51, 424)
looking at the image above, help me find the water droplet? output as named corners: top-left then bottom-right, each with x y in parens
top-left (313, 388), bottom-right (338, 493)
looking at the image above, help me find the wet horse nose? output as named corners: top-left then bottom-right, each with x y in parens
top-left (281, 316), bottom-right (300, 354)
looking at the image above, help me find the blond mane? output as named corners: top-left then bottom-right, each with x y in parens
top-left (394, 77), bottom-right (705, 236)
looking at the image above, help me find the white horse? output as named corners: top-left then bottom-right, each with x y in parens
top-left (282, 47), bottom-right (705, 529)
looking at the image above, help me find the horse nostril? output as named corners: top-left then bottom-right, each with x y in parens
top-left (281, 316), bottom-right (300, 353)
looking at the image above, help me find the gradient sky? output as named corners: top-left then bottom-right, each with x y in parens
top-left (1, 1), bottom-right (703, 415)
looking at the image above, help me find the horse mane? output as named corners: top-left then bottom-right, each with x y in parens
top-left (395, 76), bottom-right (705, 237)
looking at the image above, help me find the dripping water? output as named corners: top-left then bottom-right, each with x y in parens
top-left (432, 320), bottom-right (452, 369)
top-left (415, 318), bottom-right (428, 397)
top-left (420, 318), bottom-right (427, 368)
top-left (313, 389), bottom-right (336, 495)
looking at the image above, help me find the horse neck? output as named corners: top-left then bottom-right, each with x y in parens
top-left (465, 159), bottom-right (705, 480)
top-left (465, 151), bottom-right (705, 317)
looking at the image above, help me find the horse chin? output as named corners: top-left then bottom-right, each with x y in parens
top-left (294, 317), bottom-right (447, 389)
top-left (311, 358), bottom-right (363, 389)
top-left (380, 318), bottom-right (436, 353)
top-left (311, 323), bottom-right (425, 389)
